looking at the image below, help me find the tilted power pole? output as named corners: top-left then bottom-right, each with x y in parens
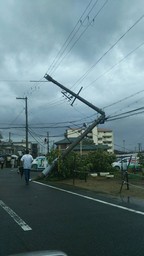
top-left (42, 74), bottom-right (106, 177)
top-left (44, 74), bottom-right (105, 116)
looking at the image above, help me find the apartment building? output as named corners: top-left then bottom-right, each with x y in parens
top-left (66, 126), bottom-right (114, 153)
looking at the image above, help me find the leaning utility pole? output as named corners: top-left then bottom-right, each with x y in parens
top-left (41, 74), bottom-right (106, 177)
top-left (44, 75), bottom-right (105, 116)
top-left (16, 97), bottom-right (28, 151)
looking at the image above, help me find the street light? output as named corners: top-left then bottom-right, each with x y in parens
top-left (16, 97), bottom-right (28, 151)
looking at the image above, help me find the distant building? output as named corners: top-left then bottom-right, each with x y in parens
top-left (55, 137), bottom-right (109, 155)
top-left (0, 140), bottom-right (39, 157)
top-left (66, 127), bottom-right (114, 153)
top-left (0, 141), bottom-right (16, 156)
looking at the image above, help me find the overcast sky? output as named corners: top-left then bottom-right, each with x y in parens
top-left (0, 0), bottom-right (144, 153)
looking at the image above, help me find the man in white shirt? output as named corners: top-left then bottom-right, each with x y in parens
top-left (21, 150), bottom-right (33, 185)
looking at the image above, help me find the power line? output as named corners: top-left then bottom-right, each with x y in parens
top-left (50, 0), bottom-right (108, 76)
top-left (103, 88), bottom-right (144, 113)
top-left (27, 1), bottom-right (106, 103)
top-left (46, 0), bottom-right (101, 75)
top-left (114, 143), bottom-right (134, 152)
top-left (71, 13), bottom-right (144, 89)
top-left (108, 106), bottom-right (144, 119)
top-left (22, 1), bottom-right (107, 102)
top-left (8, 108), bottom-right (25, 127)
top-left (104, 88), bottom-right (144, 112)
top-left (0, 80), bottom-right (30, 82)
top-left (46, 0), bottom-right (94, 74)
top-left (105, 94), bottom-right (144, 119)
top-left (107, 109), bottom-right (144, 122)
top-left (28, 128), bottom-right (44, 147)
top-left (83, 40), bottom-right (144, 91)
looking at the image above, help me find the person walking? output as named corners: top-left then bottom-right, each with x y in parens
top-left (11, 158), bottom-right (15, 169)
top-left (21, 150), bottom-right (33, 185)
top-left (0, 156), bottom-right (4, 169)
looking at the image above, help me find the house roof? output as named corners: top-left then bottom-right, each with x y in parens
top-left (66, 127), bottom-right (112, 132)
top-left (73, 144), bottom-right (109, 151)
top-left (55, 137), bottom-right (109, 151)
top-left (55, 138), bottom-right (77, 145)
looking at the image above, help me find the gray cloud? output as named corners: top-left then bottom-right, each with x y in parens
top-left (0, 0), bottom-right (144, 151)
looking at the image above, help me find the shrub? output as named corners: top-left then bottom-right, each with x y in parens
top-left (87, 150), bottom-right (116, 173)
top-left (47, 149), bottom-right (116, 179)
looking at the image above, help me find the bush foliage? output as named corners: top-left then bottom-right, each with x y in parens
top-left (47, 149), bottom-right (116, 179)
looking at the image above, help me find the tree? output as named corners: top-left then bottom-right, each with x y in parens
top-left (47, 148), bottom-right (116, 179)
top-left (87, 150), bottom-right (116, 173)
top-left (137, 152), bottom-right (144, 166)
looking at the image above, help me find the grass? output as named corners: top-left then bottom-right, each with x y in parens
top-left (39, 171), bottom-right (144, 200)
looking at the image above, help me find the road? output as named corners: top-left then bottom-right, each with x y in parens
top-left (1, 168), bottom-right (144, 256)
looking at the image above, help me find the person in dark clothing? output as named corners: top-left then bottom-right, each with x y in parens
top-left (0, 157), bottom-right (4, 169)
top-left (21, 150), bottom-right (33, 185)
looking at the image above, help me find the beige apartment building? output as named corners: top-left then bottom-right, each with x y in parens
top-left (66, 126), bottom-right (114, 153)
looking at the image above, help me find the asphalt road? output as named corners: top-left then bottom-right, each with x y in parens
top-left (1, 168), bottom-right (144, 256)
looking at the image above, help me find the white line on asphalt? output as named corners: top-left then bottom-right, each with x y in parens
top-left (33, 181), bottom-right (144, 216)
top-left (0, 200), bottom-right (32, 231)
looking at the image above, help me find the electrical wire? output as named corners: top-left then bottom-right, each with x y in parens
top-left (25, 1), bottom-right (106, 105)
top-left (19, 1), bottom-right (107, 104)
top-left (46, 0), bottom-right (94, 74)
top-left (108, 106), bottom-right (144, 119)
top-left (83, 40), bottom-right (144, 91)
top-left (107, 109), bottom-right (144, 122)
top-left (29, 127), bottom-right (44, 142)
top-left (0, 80), bottom-right (30, 82)
top-left (104, 89), bottom-right (144, 110)
top-left (28, 128), bottom-right (44, 147)
top-left (71, 13), bottom-right (144, 89)
top-left (50, 0), bottom-right (108, 76)
top-left (8, 108), bottom-right (25, 127)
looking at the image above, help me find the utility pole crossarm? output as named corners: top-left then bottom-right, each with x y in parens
top-left (41, 74), bottom-right (106, 177)
top-left (44, 74), bottom-right (105, 117)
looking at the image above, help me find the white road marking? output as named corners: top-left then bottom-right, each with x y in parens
top-left (0, 200), bottom-right (32, 231)
top-left (33, 181), bottom-right (144, 216)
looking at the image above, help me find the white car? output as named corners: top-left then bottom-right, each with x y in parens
top-left (31, 156), bottom-right (48, 171)
top-left (112, 157), bottom-right (140, 171)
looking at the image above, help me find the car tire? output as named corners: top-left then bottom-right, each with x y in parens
top-left (31, 164), bottom-right (38, 170)
top-left (115, 166), bottom-right (120, 170)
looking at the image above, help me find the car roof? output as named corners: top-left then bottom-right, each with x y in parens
top-left (36, 156), bottom-right (46, 158)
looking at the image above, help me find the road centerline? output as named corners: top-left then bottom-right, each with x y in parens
top-left (0, 200), bottom-right (32, 231)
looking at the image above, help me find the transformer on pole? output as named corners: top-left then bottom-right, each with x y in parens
top-left (41, 74), bottom-right (106, 177)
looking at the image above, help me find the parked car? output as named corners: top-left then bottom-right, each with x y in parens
top-left (112, 156), bottom-right (140, 171)
top-left (31, 156), bottom-right (48, 171)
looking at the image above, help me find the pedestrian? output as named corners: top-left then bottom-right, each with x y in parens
top-left (21, 149), bottom-right (33, 185)
top-left (11, 158), bottom-right (15, 169)
top-left (0, 156), bottom-right (4, 169)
